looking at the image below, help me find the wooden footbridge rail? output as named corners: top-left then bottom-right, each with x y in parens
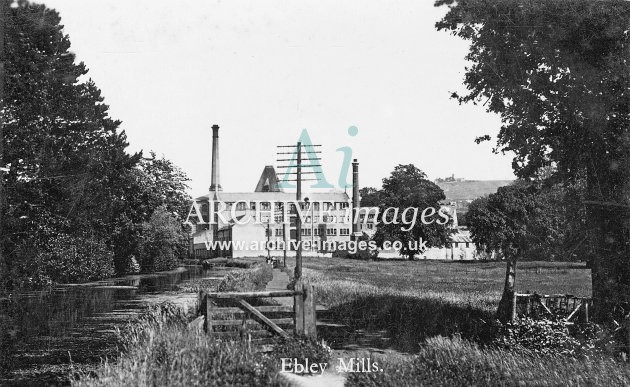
top-left (201, 280), bottom-right (316, 341)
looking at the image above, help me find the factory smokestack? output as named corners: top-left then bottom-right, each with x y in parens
top-left (352, 159), bottom-right (360, 238)
top-left (209, 124), bottom-right (222, 192)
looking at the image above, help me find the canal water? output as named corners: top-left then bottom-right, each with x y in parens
top-left (0, 265), bottom-right (232, 385)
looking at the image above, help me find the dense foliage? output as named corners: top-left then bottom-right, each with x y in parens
top-left (371, 164), bottom-right (451, 259)
top-left (358, 187), bottom-right (382, 208)
top-left (466, 182), bottom-right (572, 261)
top-left (1, 1), bottom-right (191, 288)
top-left (435, 0), bottom-right (630, 320)
top-left (137, 206), bottom-right (189, 273)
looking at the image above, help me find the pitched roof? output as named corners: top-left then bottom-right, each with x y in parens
top-left (254, 166), bottom-right (284, 192)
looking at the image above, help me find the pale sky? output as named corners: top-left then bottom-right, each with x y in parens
top-left (43, 0), bottom-right (515, 197)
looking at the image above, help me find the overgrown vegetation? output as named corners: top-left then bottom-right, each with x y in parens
top-left (1, 2), bottom-right (191, 289)
top-left (495, 318), bottom-right (602, 356)
top-left (137, 206), bottom-right (189, 273)
top-left (73, 264), bottom-right (330, 387)
top-left (72, 304), bottom-right (290, 387)
top-left (346, 336), bottom-right (630, 387)
top-left (217, 263), bottom-right (273, 292)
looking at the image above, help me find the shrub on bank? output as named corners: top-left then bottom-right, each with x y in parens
top-left (12, 233), bottom-right (114, 288)
top-left (137, 206), bottom-right (189, 273)
top-left (495, 318), bottom-right (584, 356)
top-left (217, 263), bottom-right (273, 292)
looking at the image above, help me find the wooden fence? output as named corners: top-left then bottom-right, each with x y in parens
top-left (512, 293), bottom-right (592, 323)
top-left (200, 280), bottom-right (316, 345)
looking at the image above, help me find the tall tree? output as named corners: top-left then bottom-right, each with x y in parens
top-left (436, 0), bottom-right (630, 321)
top-left (137, 152), bottom-right (192, 220)
top-left (2, 1), bottom-right (144, 282)
top-left (0, 1), bottom-right (195, 286)
top-left (373, 164), bottom-right (451, 259)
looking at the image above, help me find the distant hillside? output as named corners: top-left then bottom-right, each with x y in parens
top-left (436, 180), bottom-right (513, 202)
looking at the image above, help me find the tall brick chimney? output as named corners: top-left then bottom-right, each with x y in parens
top-left (352, 159), bottom-right (360, 238)
top-left (209, 124), bottom-right (222, 192)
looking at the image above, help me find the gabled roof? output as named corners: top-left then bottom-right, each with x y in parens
top-left (255, 166), bottom-right (284, 192)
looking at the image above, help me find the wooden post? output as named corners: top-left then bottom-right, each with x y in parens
top-left (525, 296), bottom-right (531, 317)
top-left (199, 289), bottom-right (206, 325)
top-left (303, 283), bottom-right (317, 339)
top-left (204, 294), bottom-right (213, 333)
top-left (511, 292), bottom-right (518, 322)
top-left (294, 280), bottom-right (304, 335)
top-left (283, 223), bottom-right (287, 268)
top-left (583, 300), bottom-right (589, 323)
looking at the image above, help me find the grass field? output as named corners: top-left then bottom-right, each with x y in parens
top-left (281, 257), bottom-right (592, 353)
top-left (294, 257), bottom-right (591, 313)
top-left (301, 257), bottom-right (591, 301)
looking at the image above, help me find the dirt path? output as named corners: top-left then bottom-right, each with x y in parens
top-left (266, 268), bottom-right (347, 387)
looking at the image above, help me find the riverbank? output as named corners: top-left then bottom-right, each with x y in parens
top-left (73, 262), bottom-right (332, 387)
top-left (0, 264), bottom-right (236, 385)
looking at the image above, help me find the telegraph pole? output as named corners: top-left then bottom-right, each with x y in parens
top-left (276, 142), bottom-right (322, 281)
top-left (295, 142), bottom-right (302, 280)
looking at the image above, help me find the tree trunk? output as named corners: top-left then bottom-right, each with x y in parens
top-left (589, 203), bottom-right (630, 322)
top-left (497, 258), bottom-right (517, 323)
top-left (586, 160), bottom-right (630, 322)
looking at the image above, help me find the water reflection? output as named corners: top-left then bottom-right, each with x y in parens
top-left (0, 265), bottom-right (230, 384)
top-left (4, 266), bottom-right (217, 339)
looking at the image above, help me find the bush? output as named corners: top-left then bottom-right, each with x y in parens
top-left (137, 206), bottom-right (188, 273)
top-left (217, 264), bottom-right (273, 292)
top-left (12, 233), bottom-right (114, 288)
top-left (495, 318), bottom-right (585, 356)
